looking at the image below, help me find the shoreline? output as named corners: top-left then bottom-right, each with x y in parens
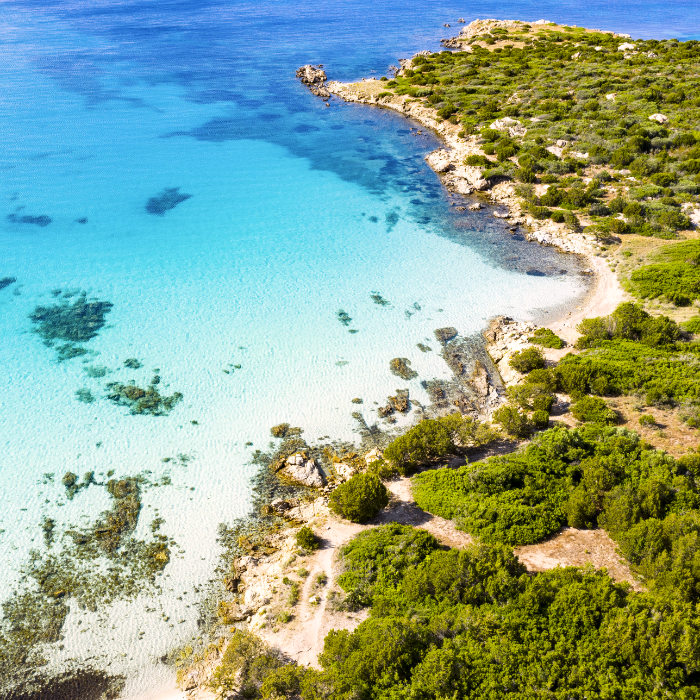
top-left (168, 21), bottom-right (639, 699)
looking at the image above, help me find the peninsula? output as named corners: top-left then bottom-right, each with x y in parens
top-left (175, 19), bottom-right (700, 700)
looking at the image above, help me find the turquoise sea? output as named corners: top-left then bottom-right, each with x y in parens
top-left (1, 0), bottom-right (698, 695)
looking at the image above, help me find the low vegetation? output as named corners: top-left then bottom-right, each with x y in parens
top-left (329, 473), bottom-right (389, 523)
top-left (381, 21), bottom-right (700, 240)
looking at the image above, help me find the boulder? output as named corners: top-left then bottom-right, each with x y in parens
top-left (296, 64), bottom-right (330, 99)
top-left (490, 117), bottom-right (526, 138)
top-left (434, 326), bottom-right (458, 343)
top-left (283, 453), bottom-right (325, 488)
top-left (648, 113), bottom-right (668, 124)
top-left (426, 149), bottom-right (453, 173)
top-left (364, 448), bottom-right (383, 466)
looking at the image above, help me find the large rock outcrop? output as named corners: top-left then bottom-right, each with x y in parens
top-left (296, 64), bottom-right (330, 99)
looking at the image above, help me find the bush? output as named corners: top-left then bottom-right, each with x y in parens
top-left (570, 396), bottom-right (618, 424)
top-left (532, 409), bottom-right (550, 428)
top-left (528, 327), bottom-right (565, 349)
top-left (464, 154), bottom-right (492, 166)
top-left (295, 526), bottom-right (320, 551)
top-left (509, 347), bottom-right (546, 373)
top-left (383, 419), bottom-right (453, 474)
top-left (682, 316), bottom-right (700, 333)
top-left (629, 241), bottom-right (700, 305)
top-left (329, 473), bottom-right (389, 523)
top-left (492, 404), bottom-right (533, 438)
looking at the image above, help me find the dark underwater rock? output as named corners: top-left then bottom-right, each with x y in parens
top-left (30, 293), bottom-right (112, 346)
top-left (0, 276), bottom-right (17, 290)
top-left (106, 374), bottom-right (183, 416)
top-left (434, 326), bottom-right (458, 343)
top-left (7, 213), bottom-right (52, 227)
top-left (145, 187), bottom-right (192, 216)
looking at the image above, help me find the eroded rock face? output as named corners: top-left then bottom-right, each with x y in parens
top-left (281, 452), bottom-right (325, 488)
top-left (296, 64), bottom-right (330, 99)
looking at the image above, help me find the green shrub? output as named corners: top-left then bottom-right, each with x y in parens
top-left (628, 240), bottom-right (700, 304)
top-left (383, 419), bottom-right (453, 474)
top-left (464, 154), bottom-right (492, 166)
top-left (509, 347), bottom-right (546, 373)
top-left (295, 526), bottom-right (320, 551)
top-left (492, 404), bottom-right (533, 438)
top-left (682, 316), bottom-right (700, 333)
top-left (532, 409), bottom-right (550, 429)
top-left (570, 396), bottom-right (619, 424)
top-left (211, 630), bottom-right (286, 697)
top-left (329, 473), bottom-right (389, 523)
top-left (638, 413), bottom-right (657, 428)
top-left (528, 327), bottom-right (565, 349)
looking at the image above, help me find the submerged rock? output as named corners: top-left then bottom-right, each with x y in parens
top-left (106, 374), bottom-right (183, 416)
top-left (434, 326), bottom-right (458, 343)
top-left (30, 293), bottom-right (113, 345)
top-left (145, 187), bottom-right (192, 216)
top-left (0, 276), bottom-right (16, 290)
top-left (7, 212), bottom-right (52, 227)
top-left (389, 357), bottom-right (418, 380)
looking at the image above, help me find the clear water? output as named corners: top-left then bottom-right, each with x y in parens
top-left (0, 0), bottom-right (697, 694)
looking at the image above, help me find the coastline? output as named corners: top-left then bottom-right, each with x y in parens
top-left (171, 21), bottom-right (641, 699)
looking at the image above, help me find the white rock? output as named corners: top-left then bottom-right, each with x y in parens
top-left (571, 151), bottom-right (589, 160)
top-left (648, 113), bottom-right (668, 124)
top-left (426, 149), bottom-right (453, 173)
top-left (490, 116), bottom-right (526, 137)
top-left (682, 203), bottom-right (700, 228)
top-left (468, 202), bottom-right (482, 211)
top-left (618, 42), bottom-right (636, 51)
top-left (556, 139), bottom-right (568, 148)
top-left (571, 51), bottom-right (581, 59)
top-left (605, 93), bottom-right (616, 101)
top-left (283, 453), bottom-right (325, 488)
top-left (547, 145), bottom-right (564, 158)
top-left (364, 448), bottom-right (383, 466)
top-left (334, 461), bottom-right (355, 481)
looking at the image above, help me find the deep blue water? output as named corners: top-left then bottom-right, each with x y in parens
top-left (0, 0), bottom-right (697, 694)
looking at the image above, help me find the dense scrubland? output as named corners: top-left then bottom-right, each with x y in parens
top-left (204, 22), bottom-right (700, 699)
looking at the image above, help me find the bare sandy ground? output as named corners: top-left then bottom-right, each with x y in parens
top-left (549, 253), bottom-right (628, 347)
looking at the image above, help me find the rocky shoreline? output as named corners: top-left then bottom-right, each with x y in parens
top-left (168, 20), bottom-right (636, 699)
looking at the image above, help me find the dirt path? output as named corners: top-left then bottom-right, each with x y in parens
top-left (252, 475), bottom-right (639, 672)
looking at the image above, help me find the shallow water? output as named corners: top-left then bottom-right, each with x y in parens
top-left (0, 0), bottom-right (698, 694)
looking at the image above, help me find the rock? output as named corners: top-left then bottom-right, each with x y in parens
top-left (334, 462), bottom-right (355, 481)
top-left (468, 202), bottom-right (482, 211)
top-left (282, 452), bottom-right (325, 488)
top-left (389, 357), bottom-right (418, 380)
top-left (470, 360), bottom-right (490, 397)
top-left (434, 326), bottom-right (458, 343)
top-left (364, 448), bottom-right (383, 466)
top-left (426, 149), bottom-right (453, 173)
top-left (618, 42), bottom-right (636, 51)
top-left (490, 117), bottom-right (526, 138)
top-left (388, 389), bottom-right (410, 413)
top-left (296, 64), bottom-right (330, 99)
top-left (648, 113), bottom-right (668, 124)
top-left (605, 93), bottom-right (616, 101)
top-left (378, 404), bottom-right (394, 418)
top-left (270, 498), bottom-right (294, 514)
top-left (556, 139), bottom-right (568, 148)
